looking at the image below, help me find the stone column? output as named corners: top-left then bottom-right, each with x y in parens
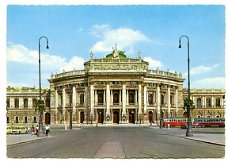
top-left (90, 84), bottom-right (94, 116)
top-left (62, 87), bottom-right (66, 123)
top-left (135, 89), bottom-right (138, 105)
top-left (95, 89), bottom-right (98, 106)
top-left (211, 96), bottom-right (214, 108)
top-left (72, 86), bottom-right (76, 115)
top-left (10, 98), bottom-right (14, 109)
top-left (84, 86), bottom-right (88, 122)
top-left (138, 83), bottom-right (142, 114)
top-left (28, 97), bottom-right (32, 109)
top-left (122, 84), bottom-right (126, 115)
top-left (55, 89), bottom-right (58, 123)
top-left (110, 90), bottom-right (113, 105)
top-left (126, 89), bottom-right (129, 105)
top-left (106, 84), bottom-right (110, 116)
top-left (220, 97), bottom-right (223, 107)
top-left (19, 98), bottom-right (23, 109)
top-left (119, 90), bottom-right (122, 105)
top-left (156, 85), bottom-right (160, 115)
top-left (175, 88), bottom-right (178, 115)
top-left (167, 86), bottom-right (170, 118)
top-left (202, 96), bottom-right (205, 108)
top-left (104, 89), bottom-right (106, 105)
top-left (143, 85), bottom-right (147, 112)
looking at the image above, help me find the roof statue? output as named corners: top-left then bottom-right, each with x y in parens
top-left (112, 44), bottom-right (119, 58)
top-left (90, 50), bottom-right (94, 60)
top-left (138, 51), bottom-right (142, 60)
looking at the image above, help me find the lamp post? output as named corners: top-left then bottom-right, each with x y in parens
top-left (159, 83), bottom-right (163, 129)
top-left (178, 35), bottom-right (193, 137)
top-left (69, 93), bottom-right (73, 130)
top-left (37, 36), bottom-right (49, 137)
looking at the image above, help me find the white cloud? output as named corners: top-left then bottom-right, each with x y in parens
top-left (90, 24), bottom-right (149, 53)
top-left (191, 77), bottom-right (225, 88)
top-left (7, 43), bottom-right (86, 87)
top-left (143, 56), bottom-right (163, 69)
top-left (7, 43), bottom-right (85, 72)
top-left (183, 64), bottom-right (220, 76)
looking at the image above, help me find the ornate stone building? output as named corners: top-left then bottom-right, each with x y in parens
top-left (183, 88), bottom-right (225, 119)
top-left (6, 86), bottom-right (50, 125)
top-left (6, 50), bottom-right (225, 125)
top-left (48, 49), bottom-right (184, 125)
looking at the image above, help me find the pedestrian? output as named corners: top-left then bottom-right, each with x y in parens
top-left (45, 125), bottom-right (50, 136)
top-left (35, 125), bottom-right (39, 135)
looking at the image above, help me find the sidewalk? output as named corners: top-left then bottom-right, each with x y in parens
top-left (152, 127), bottom-right (225, 146)
top-left (183, 133), bottom-right (225, 146)
top-left (7, 134), bottom-right (49, 146)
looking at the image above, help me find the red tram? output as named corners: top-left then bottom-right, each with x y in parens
top-left (193, 118), bottom-right (225, 128)
top-left (162, 117), bottom-right (187, 128)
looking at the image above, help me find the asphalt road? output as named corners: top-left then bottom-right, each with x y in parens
top-left (7, 127), bottom-right (225, 158)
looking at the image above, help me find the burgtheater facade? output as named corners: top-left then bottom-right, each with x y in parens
top-left (49, 49), bottom-right (184, 125)
top-left (6, 49), bottom-right (225, 125)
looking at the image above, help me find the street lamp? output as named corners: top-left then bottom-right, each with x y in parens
top-left (69, 93), bottom-right (73, 130)
top-left (159, 83), bottom-right (164, 129)
top-left (178, 35), bottom-right (193, 137)
top-left (37, 36), bottom-right (49, 137)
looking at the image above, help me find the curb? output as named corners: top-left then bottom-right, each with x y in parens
top-left (183, 137), bottom-right (225, 146)
top-left (7, 136), bottom-right (52, 147)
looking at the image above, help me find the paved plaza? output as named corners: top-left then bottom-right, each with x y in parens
top-left (6, 126), bottom-right (225, 158)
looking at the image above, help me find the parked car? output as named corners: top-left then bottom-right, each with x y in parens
top-left (11, 126), bottom-right (28, 134)
top-left (6, 126), bottom-right (12, 134)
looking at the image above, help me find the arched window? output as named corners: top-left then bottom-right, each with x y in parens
top-left (24, 98), bottom-right (28, 108)
top-left (24, 116), bottom-right (28, 123)
top-left (148, 93), bottom-right (153, 104)
top-left (15, 98), bottom-right (19, 108)
top-left (80, 94), bottom-right (84, 105)
top-left (170, 95), bottom-right (174, 106)
top-left (6, 98), bottom-right (10, 108)
top-left (98, 93), bottom-right (104, 104)
top-left (15, 116), bottom-right (19, 123)
top-left (206, 98), bottom-right (211, 107)
top-left (33, 99), bottom-right (37, 108)
top-left (197, 98), bottom-right (202, 108)
top-left (216, 98), bottom-right (221, 107)
top-left (129, 92), bottom-right (135, 104)
top-left (46, 98), bottom-right (50, 107)
top-left (161, 94), bottom-right (165, 105)
top-left (33, 116), bottom-right (37, 123)
top-left (113, 93), bottom-right (119, 104)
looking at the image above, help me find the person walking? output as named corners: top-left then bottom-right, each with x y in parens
top-left (45, 125), bottom-right (50, 136)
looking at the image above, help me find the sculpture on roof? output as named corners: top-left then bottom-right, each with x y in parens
top-left (138, 51), bottom-right (142, 60)
top-left (112, 44), bottom-right (119, 58)
top-left (90, 50), bottom-right (94, 60)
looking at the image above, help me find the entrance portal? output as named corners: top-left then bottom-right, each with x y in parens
top-left (129, 110), bottom-right (135, 124)
top-left (149, 111), bottom-right (153, 123)
top-left (98, 110), bottom-right (104, 123)
top-left (45, 113), bottom-right (50, 125)
top-left (113, 110), bottom-right (119, 124)
top-left (80, 111), bottom-right (84, 123)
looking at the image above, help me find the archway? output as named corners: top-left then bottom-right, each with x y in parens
top-left (45, 113), bottom-right (51, 125)
top-left (98, 110), bottom-right (104, 123)
top-left (148, 111), bottom-right (153, 123)
top-left (113, 110), bottom-right (119, 124)
top-left (80, 111), bottom-right (84, 123)
top-left (129, 110), bottom-right (135, 124)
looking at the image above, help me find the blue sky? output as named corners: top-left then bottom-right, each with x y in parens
top-left (6, 5), bottom-right (225, 88)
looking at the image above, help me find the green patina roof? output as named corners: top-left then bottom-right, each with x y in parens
top-left (105, 50), bottom-right (127, 59)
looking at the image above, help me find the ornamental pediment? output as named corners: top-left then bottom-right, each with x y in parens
top-left (85, 61), bottom-right (148, 73)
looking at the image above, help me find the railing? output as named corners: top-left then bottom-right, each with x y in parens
top-left (51, 70), bottom-right (85, 79)
top-left (147, 70), bottom-right (182, 79)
